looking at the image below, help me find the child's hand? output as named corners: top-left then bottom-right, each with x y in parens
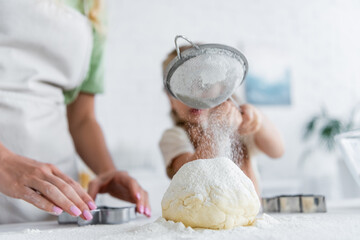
top-left (238, 104), bottom-right (262, 135)
top-left (209, 101), bottom-right (242, 131)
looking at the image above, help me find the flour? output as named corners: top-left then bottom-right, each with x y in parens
top-left (170, 51), bottom-right (242, 93)
top-left (203, 109), bottom-right (239, 160)
top-left (184, 107), bottom-right (244, 163)
top-left (169, 50), bottom-right (243, 109)
top-left (0, 215), bottom-right (280, 240)
top-left (23, 229), bottom-right (41, 234)
top-left (99, 214), bottom-right (278, 240)
top-left (3, 211), bottom-right (360, 240)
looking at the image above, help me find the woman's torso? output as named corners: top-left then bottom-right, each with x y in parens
top-left (0, 0), bottom-right (93, 223)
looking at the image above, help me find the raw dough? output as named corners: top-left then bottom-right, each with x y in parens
top-left (161, 157), bottom-right (260, 229)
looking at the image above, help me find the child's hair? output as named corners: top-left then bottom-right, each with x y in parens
top-left (57, 0), bottom-right (105, 33)
top-left (88, 0), bottom-right (103, 32)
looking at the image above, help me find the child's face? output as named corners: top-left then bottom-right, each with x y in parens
top-left (169, 97), bottom-right (209, 124)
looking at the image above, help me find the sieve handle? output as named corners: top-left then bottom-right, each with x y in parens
top-left (174, 35), bottom-right (200, 59)
top-left (229, 96), bottom-right (240, 109)
top-left (229, 97), bottom-right (245, 115)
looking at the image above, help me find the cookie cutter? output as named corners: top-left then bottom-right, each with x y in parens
top-left (58, 206), bottom-right (137, 226)
top-left (262, 194), bottom-right (326, 213)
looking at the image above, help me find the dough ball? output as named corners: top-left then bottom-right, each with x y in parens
top-left (161, 157), bottom-right (260, 229)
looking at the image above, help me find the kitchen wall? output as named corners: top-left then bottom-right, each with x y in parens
top-left (94, 0), bottom-right (360, 199)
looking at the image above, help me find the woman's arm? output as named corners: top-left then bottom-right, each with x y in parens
top-left (67, 93), bottom-right (151, 216)
top-left (67, 93), bottom-right (115, 175)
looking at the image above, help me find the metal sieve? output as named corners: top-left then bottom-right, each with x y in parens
top-left (164, 35), bottom-right (248, 109)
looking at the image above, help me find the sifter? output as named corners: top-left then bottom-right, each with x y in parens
top-left (163, 35), bottom-right (248, 109)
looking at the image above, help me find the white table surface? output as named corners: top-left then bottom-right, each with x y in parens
top-left (1, 169), bottom-right (360, 239)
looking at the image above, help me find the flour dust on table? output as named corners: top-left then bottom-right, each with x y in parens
top-left (99, 214), bottom-right (278, 240)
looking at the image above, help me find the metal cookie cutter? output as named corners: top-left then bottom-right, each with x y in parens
top-left (58, 206), bottom-right (137, 226)
top-left (262, 194), bottom-right (326, 213)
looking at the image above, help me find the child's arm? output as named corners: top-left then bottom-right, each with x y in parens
top-left (238, 104), bottom-right (284, 158)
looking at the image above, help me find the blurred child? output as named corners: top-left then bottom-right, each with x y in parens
top-left (159, 46), bottom-right (285, 195)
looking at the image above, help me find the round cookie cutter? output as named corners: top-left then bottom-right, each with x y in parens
top-left (58, 206), bottom-right (137, 226)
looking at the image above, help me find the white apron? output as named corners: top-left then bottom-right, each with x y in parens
top-left (0, 0), bottom-right (93, 223)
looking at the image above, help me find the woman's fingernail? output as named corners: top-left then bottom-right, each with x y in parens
top-left (136, 192), bottom-right (141, 200)
top-left (87, 201), bottom-right (97, 210)
top-left (70, 206), bottom-right (82, 216)
top-left (52, 206), bottom-right (63, 215)
top-left (138, 205), bottom-right (144, 214)
top-left (145, 207), bottom-right (151, 216)
top-left (83, 210), bottom-right (93, 221)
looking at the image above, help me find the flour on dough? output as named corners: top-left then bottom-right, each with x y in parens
top-left (161, 157), bottom-right (260, 229)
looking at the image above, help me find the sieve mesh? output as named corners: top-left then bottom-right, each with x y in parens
top-left (169, 49), bottom-right (245, 109)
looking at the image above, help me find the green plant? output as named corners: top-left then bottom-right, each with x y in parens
top-left (303, 106), bottom-right (359, 151)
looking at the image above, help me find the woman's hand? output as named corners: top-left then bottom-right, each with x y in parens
top-left (0, 150), bottom-right (96, 220)
top-left (238, 104), bottom-right (262, 135)
top-left (67, 94), bottom-right (151, 217)
top-left (88, 170), bottom-right (151, 217)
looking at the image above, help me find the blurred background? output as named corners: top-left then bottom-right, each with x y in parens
top-left (92, 0), bottom-right (360, 202)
